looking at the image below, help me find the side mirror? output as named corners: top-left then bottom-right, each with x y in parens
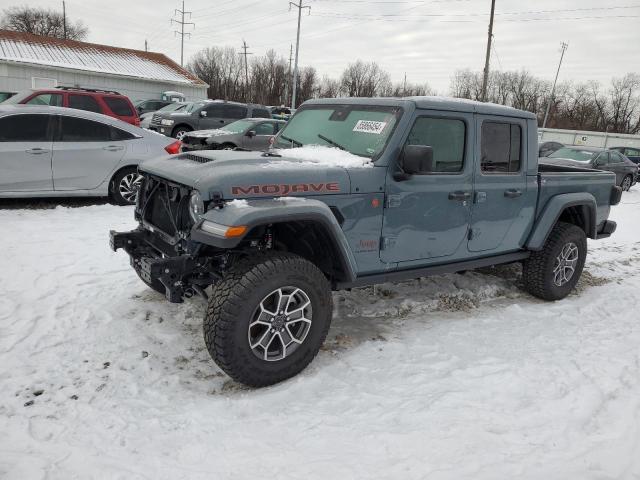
top-left (399, 145), bottom-right (434, 177)
top-left (246, 130), bottom-right (256, 138)
top-left (200, 111), bottom-right (207, 117)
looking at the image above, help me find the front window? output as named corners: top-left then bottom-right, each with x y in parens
top-left (273, 105), bottom-right (402, 159)
top-left (549, 147), bottom-right (596, 162)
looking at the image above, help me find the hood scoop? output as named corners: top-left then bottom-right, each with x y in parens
top-left (177, 153), bottom-right (216, 164)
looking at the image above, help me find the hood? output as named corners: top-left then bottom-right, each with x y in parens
top-left (140, 149), bottom-right (355, 200)
top-left (185, 128), bottom-right (232, 139)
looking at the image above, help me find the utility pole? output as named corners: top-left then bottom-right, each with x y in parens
top-left (289, 1), bottom-right (310, 109)
top-left (62, 1), bottom-right (67, 39)
top-left (145, 39), bottom-right (148, 52)
top-left (171, 0), bottom-right (195, 67)
top-left (286, 44), bottom-right (293, 106)
top-left (403, 72), bottom-right (407, 96)
top-left (542, 42), bottom-right (569, 129)
top-left (239, 40), bottom-right (253, 102)
top-left (480, 0), bottom-right (496, 102)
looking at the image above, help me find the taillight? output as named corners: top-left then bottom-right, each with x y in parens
top-left (165, 140), bottom-right (181, 154)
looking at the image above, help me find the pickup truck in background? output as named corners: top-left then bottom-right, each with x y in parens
top-left (111, 96), bottom-right (622, 387)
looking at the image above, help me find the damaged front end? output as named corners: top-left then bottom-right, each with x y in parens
top-left (110, 174), bottom-right (227, 303)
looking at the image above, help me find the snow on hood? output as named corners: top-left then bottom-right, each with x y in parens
top-left (272, 145), bottom-right (373, 168)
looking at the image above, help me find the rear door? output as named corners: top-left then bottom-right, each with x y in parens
top-left (52, 115), bottom-right (126, 190)
top-left (594, 152), bottom-right (618, 182)
top-left (68, 94), bottom-right (103, 115)
top-left (468, 116), bottom-right (529, 253)
top-left (0, 113), bottom-right (54, 192)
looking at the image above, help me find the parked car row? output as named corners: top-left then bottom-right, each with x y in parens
top-left (0, 105), bottom-right (179, 204)
top-left (149, 100), bottom-right (272, 139)
top-left (540, 145), bottom-right (638, 191)
top-left (180, 118), bottom-right (286, 152)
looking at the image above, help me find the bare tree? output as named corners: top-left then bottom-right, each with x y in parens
top-left (340, 61), bottom-right (391, 97)
top-left (608, 73), bottom-right (640, 134)
top-left (188, 47), bottom-right (243, 101)
top-left (1, 6), bottom-right (88, 40)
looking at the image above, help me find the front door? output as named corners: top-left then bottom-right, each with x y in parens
top-left (468, 116), bottom-right (528, 253)
top-left (380, 111), bottom-right (473, 264)
top-left (0, 113), bottom-right (53, 192)
top-left (52, 115), bottom-right (126, 190)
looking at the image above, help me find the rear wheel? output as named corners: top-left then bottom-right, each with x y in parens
top-left (203, 252), bottom-right (332, 387)
top-left (111, 167), bottom-right (142, 205)
top-left (522, 222), bottom-right (587, 301)
top-left (621, 175), bottom-right (632, 191)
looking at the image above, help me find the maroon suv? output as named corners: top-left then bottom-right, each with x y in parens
top-left (4, 86), bottom-right (140, 126)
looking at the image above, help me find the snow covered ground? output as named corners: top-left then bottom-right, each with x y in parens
top-left (1, 188), bottom-right (640, 480)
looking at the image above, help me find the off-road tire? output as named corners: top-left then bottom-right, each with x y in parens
top-left (204, 252), bottom-right (332, 387)
top-left (522, 221), bottom-right (587, 301)
top-left (110, 167), bottom-right (141, 205)
top-left (621, 175), bottom-right (632, 191)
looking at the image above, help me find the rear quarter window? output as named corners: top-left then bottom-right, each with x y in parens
top-left (104, 97), bottom-right (135, 116)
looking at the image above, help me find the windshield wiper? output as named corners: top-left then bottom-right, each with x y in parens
top-left (280, 134), bottom-right (302, 147)
top-left (317, 134), bottom-right (346, 151)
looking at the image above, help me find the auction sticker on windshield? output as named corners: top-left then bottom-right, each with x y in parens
top-left (353, 120), bottom-right (387, 134)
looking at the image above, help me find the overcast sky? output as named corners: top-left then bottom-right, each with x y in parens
top-left (14, 0), bottom-right (640, 92)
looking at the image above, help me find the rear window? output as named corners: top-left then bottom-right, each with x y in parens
top-left (481, 122), bottom-right (521, 173)
top-left (251, 108), bottom-right (271, 118)
top-left (69, 94), bottom-right (102, 113)
top-left (104, 97), bottom-right (135, 116)
top-left (59, 116), bottom-right (112, 142)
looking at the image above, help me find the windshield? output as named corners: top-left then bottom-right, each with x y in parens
top-left (219, 119), bottom-right (255, 134)
top-left (549, 147), bottom-right (596, 162)
top-left (273, 105), bottom-right (402, 159)
top-left (186, 102), bottom-right (206, 113)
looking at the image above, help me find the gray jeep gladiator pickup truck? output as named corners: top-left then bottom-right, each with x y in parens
top-left (111, 97), bottom-right (621, 387)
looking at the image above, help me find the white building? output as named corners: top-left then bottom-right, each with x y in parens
top-left (0, 30), bottom-right (208, 102)
top-left (539, 127), bottom-right (640, 150)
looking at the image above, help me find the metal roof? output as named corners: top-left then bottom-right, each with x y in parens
top-left (0, 30), bottom-right (207, 86)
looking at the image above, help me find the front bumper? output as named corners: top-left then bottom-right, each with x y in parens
top-left (110, 229), bottom-right (213, 303)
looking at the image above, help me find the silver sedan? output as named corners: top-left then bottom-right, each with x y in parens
top-left (0, 105), bottom-right (179, 204)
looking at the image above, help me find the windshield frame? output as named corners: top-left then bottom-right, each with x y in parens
top-left (273, 103), bottom-right (404, 162)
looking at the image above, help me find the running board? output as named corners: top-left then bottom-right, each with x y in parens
top-left (336, 251), bottom-right (530, 289)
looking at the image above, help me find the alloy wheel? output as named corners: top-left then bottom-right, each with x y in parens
top-left (248, 287), bottom-right (313, 361)
top-left (553, 242), bottom-right (579, 287)
top-left (119, 173), bottom-right (143, 203)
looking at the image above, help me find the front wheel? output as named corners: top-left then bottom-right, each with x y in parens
top-left (621, 175), bottom-right (632, 191)
top-left (203, 252), bottom-right (332, 387)
top-left (172, 126), bottom-right (191, 140)
top-left (522, 222), bottom-right (587, 301)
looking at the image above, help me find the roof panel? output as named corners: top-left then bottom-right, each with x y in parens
top-left (0, 30), bottom-right (206, 86)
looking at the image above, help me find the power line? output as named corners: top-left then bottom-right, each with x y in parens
top-left (171, 0), bottom-right (195, 66)
top-left (543, 42), bottom-right (569, 129)
top-left (290, 0), bottom-right (311, 109)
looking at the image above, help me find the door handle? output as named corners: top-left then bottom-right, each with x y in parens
top-left (103, 145), bottom-right (124, 151)
top-left (25, 148), bottom-right (49, 155)
top-left (448, 191), bottom-right (471, 201)
top-left (504, 189), bottom-right (523, 198)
